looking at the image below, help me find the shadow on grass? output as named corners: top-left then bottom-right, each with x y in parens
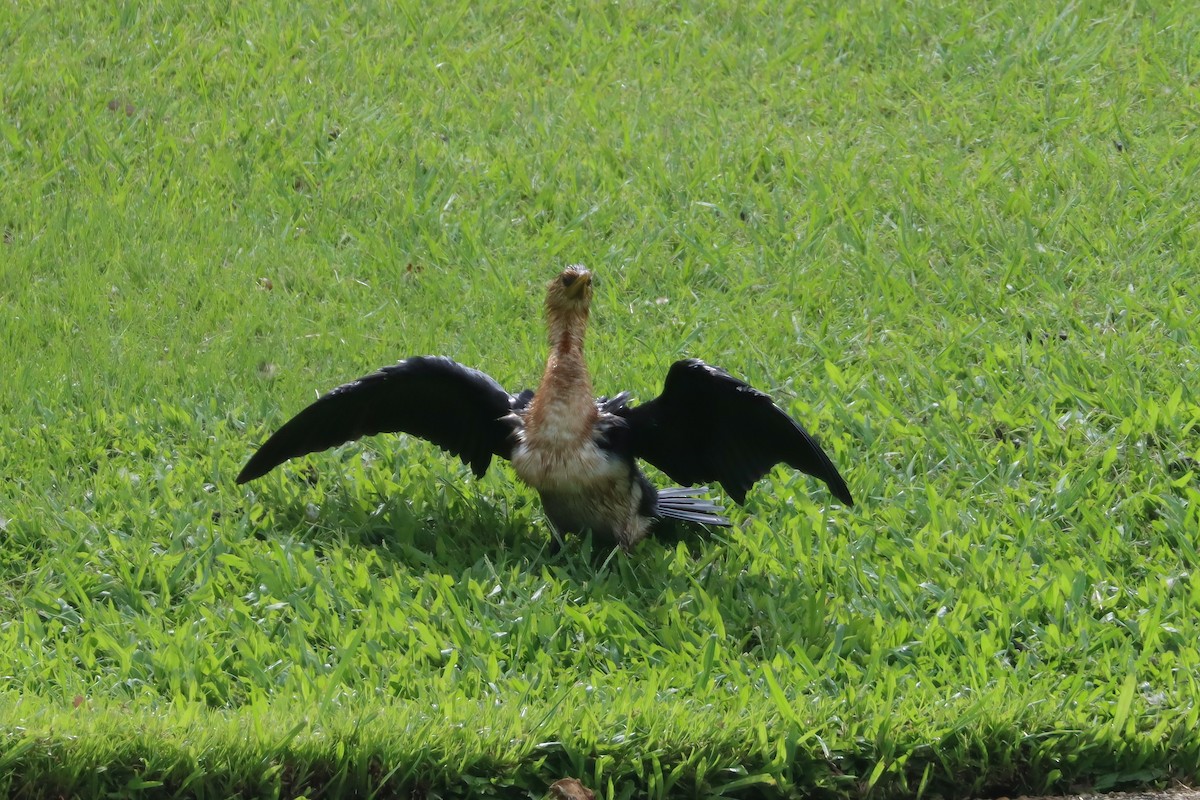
top-left (260, 483), bottom-right (716, 561)
top-left (241, 471), bottom-right (756, 622)
top-left (236, 457), bottom-right (862, 670)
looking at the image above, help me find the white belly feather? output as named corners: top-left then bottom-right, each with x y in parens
top-left (510, 431), bottom-right (624, 491)
top-left (510, 410), bottom-right (648, 545)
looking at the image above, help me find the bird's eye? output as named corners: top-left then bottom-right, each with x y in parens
top-left (560, 273), bottom-right (578, 287)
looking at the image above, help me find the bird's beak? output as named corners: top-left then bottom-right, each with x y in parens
top-left (566, 271), bottom-right (592, 298)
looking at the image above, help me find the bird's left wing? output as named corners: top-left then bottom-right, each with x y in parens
top-left (615, 359), bottom-right (853, 506)
top-left (237, 356), bottom-right (523, 484)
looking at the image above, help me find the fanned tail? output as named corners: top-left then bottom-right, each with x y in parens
top-left (655, 487), bottom-right (731, 527)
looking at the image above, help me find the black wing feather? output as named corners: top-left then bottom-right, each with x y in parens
top-left (617, 359), bottom-right (853, 506)
top-left (237, 356), bottom-right (522, 484)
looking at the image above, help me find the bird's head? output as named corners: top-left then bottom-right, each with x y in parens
top-left (545, 265), bottom-right (593, 316)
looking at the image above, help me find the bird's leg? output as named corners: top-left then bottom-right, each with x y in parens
top-left (546, 522), bottom-right (567, 556)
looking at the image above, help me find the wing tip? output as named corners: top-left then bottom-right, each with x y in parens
top-left (822, 465), bottom-right (854, 507)
top-left (235, 460), bottom-right (265, 485)
top-left (236, 447), bottom-right (283, 484)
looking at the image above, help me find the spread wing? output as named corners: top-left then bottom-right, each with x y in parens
top-left (237, 356), bottom-right (525, 483)
top-left (616, 359), bottom-right (853, 506)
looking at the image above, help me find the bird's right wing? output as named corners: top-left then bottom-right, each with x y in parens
top-left (236, 356), bottom-right (524, 484)
top-left (616, 359), bottom-right (853, 506)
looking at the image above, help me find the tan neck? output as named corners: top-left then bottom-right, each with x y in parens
top-left (527, 307), bottom-right (596, 443)
top-left (546, 307), bottom-right (590, 382)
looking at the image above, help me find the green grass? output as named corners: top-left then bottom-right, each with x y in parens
top-left (2, 0), bottom-right (1200, 797)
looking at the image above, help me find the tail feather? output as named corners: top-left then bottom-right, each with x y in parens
top-left (655, 486), bottom-right (731, 527)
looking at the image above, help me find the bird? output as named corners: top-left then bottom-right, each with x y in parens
top-left (236, 265), bottom-right (853, 550)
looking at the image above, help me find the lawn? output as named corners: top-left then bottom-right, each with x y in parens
top-left (2, 1), bottom-right (1199, 797)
